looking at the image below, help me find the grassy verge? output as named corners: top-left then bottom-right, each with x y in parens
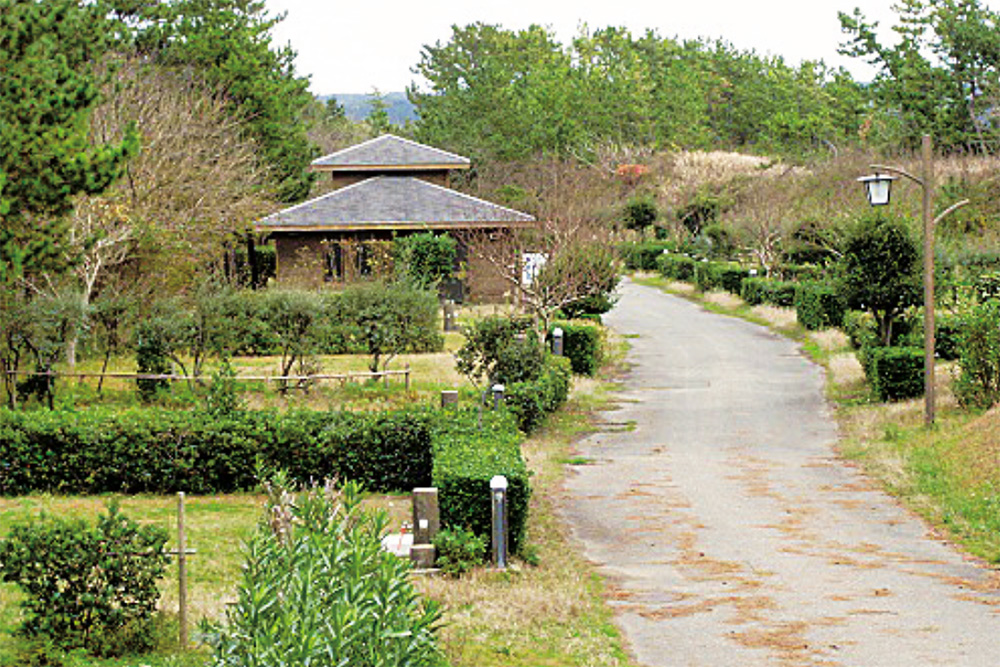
top-left (632, 271), bottom-right (1000, 566)
top-left (413, 371), bottom-right (637, 667)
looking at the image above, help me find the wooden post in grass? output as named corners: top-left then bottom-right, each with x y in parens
top-left (178, 492), bottom-right (188, 648)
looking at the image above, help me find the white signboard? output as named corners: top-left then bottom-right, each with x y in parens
top-left (521, 252), bottom-right (548, 287)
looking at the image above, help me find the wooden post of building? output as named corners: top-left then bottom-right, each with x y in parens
top-left (178, 492), bottom-right (188, 649)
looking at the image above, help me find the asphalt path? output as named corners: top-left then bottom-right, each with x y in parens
top-left (560, 280), bottom-right (1000, 666)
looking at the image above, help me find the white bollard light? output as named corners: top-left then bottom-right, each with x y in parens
top-left (491, 383), bottom-right (505, 410)
top-left (552, 327), bottom-right (564, 356)
top-left (490, 475), bottom-right (509, 569)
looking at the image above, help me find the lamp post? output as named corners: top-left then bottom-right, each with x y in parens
top-left (857, 134), bottom-right (969, 427)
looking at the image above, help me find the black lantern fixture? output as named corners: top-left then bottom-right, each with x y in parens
top-left (857, 173), bottom-right (895, 207)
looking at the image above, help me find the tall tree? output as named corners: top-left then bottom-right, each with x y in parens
top-left (102, 0), bottom-right (318, 201)
top-left (0, 0), bottom-right (136, 282)
top-left (840, 0), bottom-right (1000, 151)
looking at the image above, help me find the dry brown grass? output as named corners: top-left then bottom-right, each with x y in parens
top-left (827, 352), bottom-right (865, 388)
top-left (809, 329), bottom-right (850, 353)
top-left (703, 290), bottom-right (744, 309)
top-left (750, 305), bottom-right (798, 330)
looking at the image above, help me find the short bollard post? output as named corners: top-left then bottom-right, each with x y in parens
top-left (552, 327), bottom-right (564, 356)
top-left (443, 300), bottom-right (457, 332)
top-left (440, 389), bottom-right (458, 409)
top-left (491, 384), bottom-right (505, 410)
top-left (490, 475), bottom-right (509, 569)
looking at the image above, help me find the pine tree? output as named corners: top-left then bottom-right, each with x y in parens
top-left (0, 0), bottom-right (136, 282)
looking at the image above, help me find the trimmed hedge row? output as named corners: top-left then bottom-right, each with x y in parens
top-left (550, 321), bottom-right (601, 376)
top-left (619, 242), bottom-right (674, 271)
top-left (740, 277), bottom-right (797, 307)
top-left (656, 253), bottom-right (697, 281)
top-left (431, 408), bottom-right (530, 555)
top-left (794, 282), bottom-right (847, 330)
top-left (859, 346), bottom-right (924, 401)
top-left (2, 403), bottom-right (540, 557)
top-left (505, 355), bottom-right (573, 434)
top-left (0, 408), bottom-right (434, 496)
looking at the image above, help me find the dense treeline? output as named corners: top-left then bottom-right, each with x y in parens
top-left (410, 24), bottom-right (867, 162)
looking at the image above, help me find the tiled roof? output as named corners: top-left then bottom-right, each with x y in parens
top-left (257, 176), bottom-right (535, 232)
top-left (311, 134), bottom-right (471, 170)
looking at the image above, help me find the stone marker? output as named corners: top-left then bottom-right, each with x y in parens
top-left (440, 389), bottom-right (458, 409)
top-left (411, 487), bottom-right (440, 569)
top-left (412, 487), bottom-right (440, 545)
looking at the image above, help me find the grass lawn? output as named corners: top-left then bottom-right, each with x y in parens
top-left (0, 325), bottom-right (639, 667)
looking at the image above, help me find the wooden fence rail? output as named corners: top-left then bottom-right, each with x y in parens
top-left (4, 366), bottom-right (411, 390)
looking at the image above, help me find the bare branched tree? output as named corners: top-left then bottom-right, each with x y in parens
top-left (459, 158), bottom-right (622, 333)
top-left (29, 60), bottom-right (278, 365)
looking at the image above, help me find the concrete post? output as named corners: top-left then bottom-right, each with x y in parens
top-left (443, 300), bottom-right (457, 332)
top-left (490, 475), bottom-right (509, 569)
top-left (552, 327), bottom-right (564, 356)
top-left (410, 487), bottom-right (440, 569)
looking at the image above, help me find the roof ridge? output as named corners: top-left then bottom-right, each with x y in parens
top-left (311, 134), bottom-right (470, 167)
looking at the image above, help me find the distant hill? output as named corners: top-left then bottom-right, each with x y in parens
top-left (323, 93), bottom-right (417, 126)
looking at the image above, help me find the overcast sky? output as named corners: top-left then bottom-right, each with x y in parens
top-left (265, 1), bottom-right (907, 95)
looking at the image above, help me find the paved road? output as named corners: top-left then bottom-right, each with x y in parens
top-left (561, 280), bottom-right (1000, 666)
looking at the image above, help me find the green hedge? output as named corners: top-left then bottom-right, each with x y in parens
top-left (740, 277), bottom-right (797, 307)
top-left (619, 242), bottom-right (674, 271)
top-left (0, 408), bottom-right (434, 496)
top-left (431, 409), bottom-right (530, 555)
top-left (505, 355), bottom-right (572, 434)
top-left (862, 346), bottom-right (924, 401)
top-left (656, 253), bottom-right (697, 281)
top-left (794, 282), bottom-right (847, 330)
top-left (550, 322), bottom-right (601, 376)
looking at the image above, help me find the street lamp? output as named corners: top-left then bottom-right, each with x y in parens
top-left (856, 173), bottom-right (896, 207)
top-left (858, 134), bottom-right (969, 427)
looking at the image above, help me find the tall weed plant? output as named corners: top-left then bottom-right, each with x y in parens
top-left (208, 477), bottom-right (444, 667)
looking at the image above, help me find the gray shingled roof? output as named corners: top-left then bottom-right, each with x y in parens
top-left (311, 135), bottom-right (471, 170)
top-left (257, 176), bottom-right (535, 232)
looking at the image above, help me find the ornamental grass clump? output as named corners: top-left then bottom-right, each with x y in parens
top-left (207, 476), bottom-right (444, 667)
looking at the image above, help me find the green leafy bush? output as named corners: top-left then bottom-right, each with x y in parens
top-left (794, 282), bottom-right (847, 330)
top-left (622, 195), bottom-right (659, 230)
top-left (505, 355), bottom-right (572, 433)
top-left (656, 253), bottom-right (697, 281)
top-left (839, 212), bottom-right (921, 345)
top-left (431, 409), bottom-right (531, 555)
top-left (338, 281), bottom-right (443, 372)
top-left (863, 346), bottom-right (924, 401)
top-left (0, 502), bottom-right (169, 656)
top-left (134, 321), bottom-right (171, 402)
top-left (954, 299), bottom-right (1000, 409)
top-left (209, 478), bottom-right (444, 667)
top-left (842, 310), bottom-right (879, 350)
top-left (432, 526), bottom-right (487, 577)
top-left (740, 277), bottom-right (797, 307)
top-left (619, 241), bottom-right (673, 271)
top-left (394, 232), bottom-right (457, 289)
top-left (550, 321), bottom-right (602, 376)
top-left (455, 315), bottom-right (545, 386)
